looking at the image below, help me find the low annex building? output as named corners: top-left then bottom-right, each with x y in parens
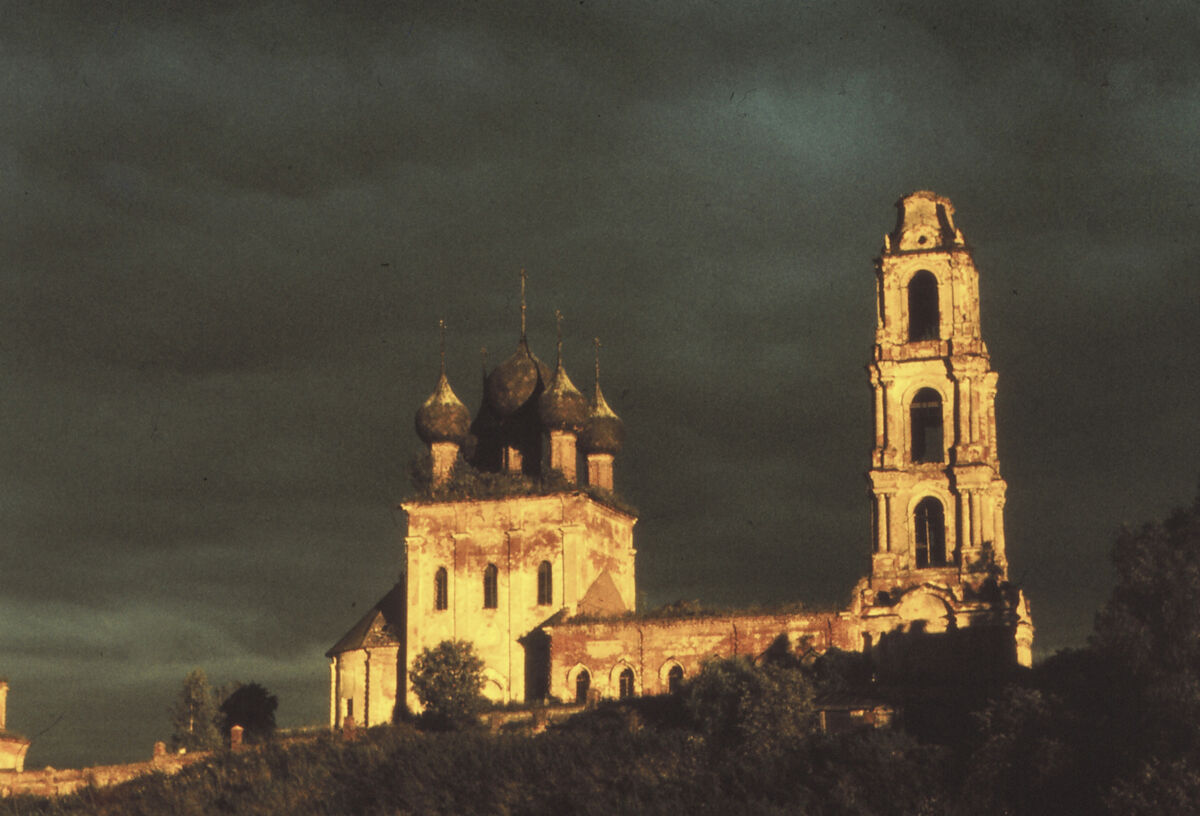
top-left (327, 193), bottom-right (1034, 726)
top-left (0, 681), bottom-right (31, 773)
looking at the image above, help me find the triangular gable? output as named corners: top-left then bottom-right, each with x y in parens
top-left (578, 570), bottom-right (627, 617)
top-left (326, 583), bottom-right (406, 656)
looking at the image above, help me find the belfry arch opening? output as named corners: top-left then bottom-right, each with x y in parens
top-left (910, 388), bottom-right (944, 463)
top-left (914, 497), bottom-right (947, 568)
top-left (907, 270), bottom-right (939, 341)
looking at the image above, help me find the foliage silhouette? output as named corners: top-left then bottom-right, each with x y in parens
top-left (218, 682), bottom-right (278, 745)
top-left (410, 639), bottom-right (486, 731)
top-left (167, 668), bottom-right (220, 752)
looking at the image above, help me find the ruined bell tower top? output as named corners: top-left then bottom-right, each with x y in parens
top-left (884, 190), bottom-right (966, 254)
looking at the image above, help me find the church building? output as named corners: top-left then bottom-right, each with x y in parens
top-left (326, 192), bottom-right (1034, 726)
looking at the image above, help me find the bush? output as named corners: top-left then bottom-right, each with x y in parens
top-left (685, 655), bottom-right (815, 752)
top-left (218, 682), bottom-right (278, 745)
top-left (410, 640), bottom-right (486, 731)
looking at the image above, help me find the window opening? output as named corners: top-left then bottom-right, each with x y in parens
top-left (667, 664), bottom-right (684, 694)
top-left (575, 669), bottom-right (590, 704)
top-left (907, 270), bottom-right (939, 341)
top-left (537, 561), bottom-right (553, 606)
top-left (910, 388), bottom-right (944, 463)
top-left (618, 667), bottom-right (635, 699)
top-left (483, 563), bottom-right (498, 609)
top-left (914, 497), bottom-right (947, 567)
top-left (434, 567), bottom-right (448, 611)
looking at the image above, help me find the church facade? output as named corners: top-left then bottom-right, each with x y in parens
top-left (326, 192), bottom-right (1034, 727)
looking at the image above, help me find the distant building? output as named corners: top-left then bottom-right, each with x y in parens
top-left (326, 192), bottom-right (1034, 726)
top-left (0, 681), bottom-right (31, 772)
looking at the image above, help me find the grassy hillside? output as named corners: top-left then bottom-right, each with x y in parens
top-left (0, 710), bottom-right (948, 816)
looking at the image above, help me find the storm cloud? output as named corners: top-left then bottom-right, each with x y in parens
top-left (1, 1), bottom-right (1197, 767)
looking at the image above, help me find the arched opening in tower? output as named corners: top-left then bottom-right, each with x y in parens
top-left (910, 388), bottom-right (944, 463)
top-left (907, 270), bottom-right (940, 341)
top-left (914, 497), bottom-right (947, 567)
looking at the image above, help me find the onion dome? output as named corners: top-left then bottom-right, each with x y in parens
top-left (538, 322), bottom-right (588, 432)
top-left (416, 371), bottom-right (471, 445)
top-left (580, 338), bottom-right (624, 454)
top-left (580, 381), bottom-right (624, 454)
top-left (485, 337), bottom-right (551, 418)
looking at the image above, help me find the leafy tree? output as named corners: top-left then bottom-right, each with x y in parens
top-left (218, 682), bottom-right (278, 745)
top-left (410, 639), bottom-right (486, 730)
top-left (684, 655), bottom-right (814, 751)
top-left (168, 668), bottom-right (221, 752)
top-left (1093, 489), bottom-right (1200, 752)
top-left (1088, 489), bottom-right (1200, 804)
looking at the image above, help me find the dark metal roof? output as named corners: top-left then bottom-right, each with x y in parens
top-left (325, 583), bottom-right (406, 657)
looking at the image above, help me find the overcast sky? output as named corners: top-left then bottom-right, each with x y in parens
top-left (2, 1), bottom-right (1197, 768)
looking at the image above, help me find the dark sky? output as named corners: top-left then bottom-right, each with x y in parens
top-left (2, 1), bottom-right (1198, 768)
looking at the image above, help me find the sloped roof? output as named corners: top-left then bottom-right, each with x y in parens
top-left (326, 583), bottom-right (406, 657)
top-left (577, 570), bottom-right (627, 617)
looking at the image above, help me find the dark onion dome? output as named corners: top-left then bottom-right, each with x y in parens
top-left (485, 338), bottom-right (551, 418)
top-left (538, 360), bottom-right (588, 432)
top-left (415, 372), bottom-right (471, 445)
top-left (580, 381), bottom-right (624, 454)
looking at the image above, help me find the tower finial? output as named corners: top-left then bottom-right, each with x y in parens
top-left (520, 269), bottom-right (527, 340)
top-left (593, 337), bottom-right (602, 389)
top-left (555, 309), bottom-right (564, 368)
top-left (438, 318), bottom-right (447, 376)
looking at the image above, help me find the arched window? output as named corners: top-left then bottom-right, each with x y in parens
top-left (910, 388), bottom-right (944, 463)
top-left (907, 270), bottom-right (939, 341)
top-left (434, 567), bottom-right (448, 611)
top-left (618, 667), bottom-right (635, 699)
top-left (914, 497), bottom-right (947, 568)
top-left (667, 664), bottom-right (684, 694)
top-left (483, 563), bottom-right (498, 609)
top-left (575, 669), bottom-right (591, 704)
top-left (536, 560), bottom-right (553, 606)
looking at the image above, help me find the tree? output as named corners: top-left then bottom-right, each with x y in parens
top-left (685, 655), bottom-right (814, 751)
top-left (168, 668), bottom-right (221, 752)
top-left (1092, 489), bottom-right (1200, 754)
top-left (1087, 488), bottom-right (1200, 805)
top-left (218, 682), bottom-right (278, 745)
top-left (410, 639), bottom-right (486, 730)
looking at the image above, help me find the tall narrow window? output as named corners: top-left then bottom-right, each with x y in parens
top-left (667, 664), bottom-right (684, 694)
top-left (618, 667), bottom-right (635, 699)
top-left (907, 270), bottom-right (939, 341)
top-left (434, 567), bottom-right (448, 611)
top-left (914, 497), bottom-right (947, 568)
top-left (537, 560), bottom-right (553, 606)
top-left (483, 563), bottom-right (498, 609)
top-left (575, 669), bottom-right (591, 704)
top-left (910, 388), bottom-right (944, 463)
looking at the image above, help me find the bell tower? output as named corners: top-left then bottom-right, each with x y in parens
top-left (867, 191), bottom-right (1008, 590)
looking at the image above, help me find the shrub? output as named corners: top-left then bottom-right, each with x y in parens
top-left (685, 655), bottom-right (815, 752)
top-left (410, 640), bottom-right (486, 731)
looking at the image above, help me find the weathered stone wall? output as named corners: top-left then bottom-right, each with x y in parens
top-left (0, 751), bottom-right (208, 799)
top-left (401, 492), bottom-right (636, 709)
top-left (545, 611), bottom-right (859, 702)
top-left (330, 644), bottom-right (401, 728)
top-left (0, 736), bottom-right (29, 774)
